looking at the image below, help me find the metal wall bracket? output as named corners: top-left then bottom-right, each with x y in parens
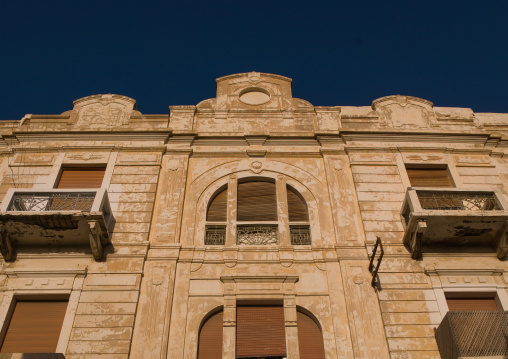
top-left (369, 236), bottom-right (384, 287)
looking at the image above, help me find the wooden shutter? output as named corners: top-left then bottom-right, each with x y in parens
top-left (207, 188), bottom-right (227, 222)
top-left (197, 310), bottom-right (223, 359)
top-left (447, 297), bottom-right (499, 311)
top-left (56, 167), bottom-right (106, 189)
top-left (236, 306), bottom-right (286, 358)
top-left (406, 168), bottom-right (453, 187)
top-left (0, 300), bottom-right (68, 353)
top-left (298, 311), bottom-right (325, 359)
top-left (287, 186), bottom-right (309, 222)
top-left (237, 181), bottom-right (277, 221)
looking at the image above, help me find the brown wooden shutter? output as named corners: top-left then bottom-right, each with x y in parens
top-left (237, 181), bottom-right (277, 221)
top-left (236, 306), bottom-right (286, 358)
top-left (197, 310), bottom-right (223, 359)
top-left (56, 167), bottom-right (106, 189)
top-left (0, 300), bottom-right (68, 353)
top-left (287, 186), bottom-right (309, 222)
top-left (446, 297), bottom-right (499, 311)
top-left (207, 188), bottom-right (227, 222)
top-left (406, 168), bottom-right (453, 187)
top-left (298, 311), bottom-right (325, 359)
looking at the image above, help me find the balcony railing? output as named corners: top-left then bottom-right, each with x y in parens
top-left (401, 188), bottom-right (508, 259)
top-left (8, 192), bottom-right (96, 212)
top-left (436, 311), bottom-right (508, 359)
top-left (417, 192), bottom-right (501, 211)
top-left (0, 188), bottom-right (114, 261)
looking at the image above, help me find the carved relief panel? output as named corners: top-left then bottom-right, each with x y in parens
top-left (73, 94), bottom-right (136, 128)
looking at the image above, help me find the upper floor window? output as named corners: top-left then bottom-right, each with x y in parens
top-left (55, 166), bottom-right (106, 189)
top-left (205, 178), bottom-right (310, 246)
top-left (237, 180), bottom-right (277, 222)
top-left (405, 165), bottom-right (454, 188)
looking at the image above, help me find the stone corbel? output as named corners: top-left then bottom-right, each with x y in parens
top-left (191, 248), bottom-right (205, 272)
top-left (214, 109), bottom-right (228, 120)
top-left (281, 108), bottom-right (294, 119)
top-left (409, 220), bottom-right (427, 259)
top-left (279, 247), bottom-right (294, 268)
top-left (312, 248), bottom-right (326, 271)
top-left (88, 220), bottom-right (103, 261)
top-left (0, 223), bottom-right (13, 261)
top-left (496, 220), bottom-right (508, 259)
top-left (223, 248), bottom-right (238, 268)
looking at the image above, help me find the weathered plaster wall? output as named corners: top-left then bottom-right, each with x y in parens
top-left (0, 72), bottom-right (507, 359)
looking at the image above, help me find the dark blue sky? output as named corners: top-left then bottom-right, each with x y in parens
top-left (1, 0), bottom-right (507, 120)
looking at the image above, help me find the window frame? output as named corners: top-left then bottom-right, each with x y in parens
top-left (42, 152), bottom-right (118, 191)
top-left (0, 296), bottom-right (70, 353)
top-left (0, 268), bottom-right (85, 355)
top-left (434, 285), bottom-right (508, 319)
top-left (204, 175), bottom-right (312, 246)
top-left (404, 163), bottom-right (456, 188)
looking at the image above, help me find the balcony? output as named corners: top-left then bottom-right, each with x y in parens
top-left (435, 311), bottom-right (508, 359)
top-left (401, 188), bottom-right (508, 259)
top-left (0, 188), bottom-right (114, 261)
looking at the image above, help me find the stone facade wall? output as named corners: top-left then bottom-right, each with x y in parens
top-left (0, 73), bottom-right (506, 359)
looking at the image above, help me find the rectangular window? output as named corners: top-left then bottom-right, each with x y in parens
top-left (1, 300), bottom-right (68, 353)
top-left (56, 167), bottom-right (106, 189)
top-left (237, 181), bottom-right (277, 222)
top-left (236, 305), bottom-right (286, 358)
top-left (406, 166), bottom-right (453, 187)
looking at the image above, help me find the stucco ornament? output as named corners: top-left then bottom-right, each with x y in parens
top-left (73, 94), bottom-right (136, 127)
top-left (372, 95), bottom-right (436, 129)
top-left (248, 71), bottom-right (261, 83)
top-left (250, 161), bottom-right (263, 174)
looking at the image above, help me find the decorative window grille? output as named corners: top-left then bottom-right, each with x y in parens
top-left (237, 225), bottom-right (278, 245)
top-left (290, 225), bottom-right (311, 245)
top-left (205, 225), bottom-right (226, 245)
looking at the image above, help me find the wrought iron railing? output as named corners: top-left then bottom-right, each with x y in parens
top-left (436, 311), bottom-right (508, 359)
top-left (237, 225), bottom-right (278, 245)
top-left (290, 225), bottom-right (311, 245)
top-left (417, 192), bottom-right (501, 211)
top-left (205, 225), bottom-right (226, 245)
top-left (8, 192), bottom-right (96, 212)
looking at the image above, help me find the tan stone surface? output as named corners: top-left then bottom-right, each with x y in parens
top-left (0, 72), bottom-right (506, 358)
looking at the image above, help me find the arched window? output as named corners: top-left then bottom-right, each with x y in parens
top-left (287, 185), bottom-right (311, 245)
top-left (197, 309), bottom-right (223, 359)
top-left (297, 310), bottom-right (325, 359)
top-left (205, 177), bottom-right (311, 246)
top-left (197, 306), bottom-right (325, 359)
top-left (205, 186), bottom-right (228, 245)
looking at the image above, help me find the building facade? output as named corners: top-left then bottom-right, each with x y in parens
top-left (0, 72), bottom-right (507, 359)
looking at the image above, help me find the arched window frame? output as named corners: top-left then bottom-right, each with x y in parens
top-left (204, 174), bottom-right (311, 246)
top-left (196, 303), bottom-right (326, 359)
